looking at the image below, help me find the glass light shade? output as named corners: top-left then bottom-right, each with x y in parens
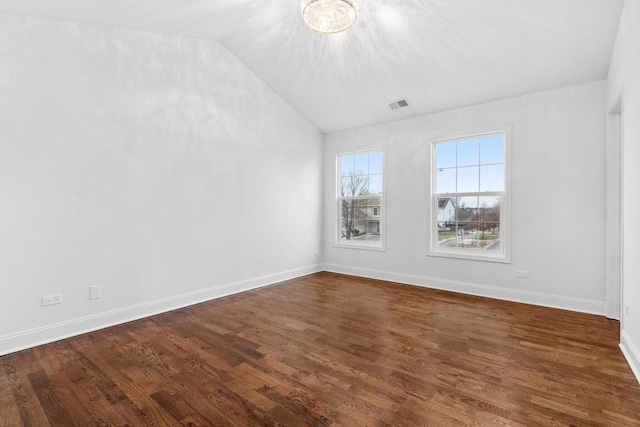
top-left (302, 0), bottom-right (357, 34)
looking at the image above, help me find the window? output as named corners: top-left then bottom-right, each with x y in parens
top-left (430, 131), bottom-right (509, 262)
top-left (337, 150), bottom-right (384, 249)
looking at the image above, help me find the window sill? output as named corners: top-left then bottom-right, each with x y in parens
top-left (427, 249), bottom-right (510, 263)
top-left (334, 241), bottom-right (386, 252)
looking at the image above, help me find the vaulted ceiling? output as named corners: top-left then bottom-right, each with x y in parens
top-left (0, 0), bottom-right (624, 133)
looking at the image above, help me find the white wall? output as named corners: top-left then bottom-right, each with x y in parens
top-left (323, 81), bottom-right (607, 314)
top-left (608, 0), bottom-right (640, 382)
top-left (0, 14), bottom-right (323, 355)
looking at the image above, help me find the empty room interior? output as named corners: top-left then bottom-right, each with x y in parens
top-left (2, 0), bottom-right (640, 425)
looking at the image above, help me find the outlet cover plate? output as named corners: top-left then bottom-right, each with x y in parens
top-left (42, 294), bottom-right (62, 306)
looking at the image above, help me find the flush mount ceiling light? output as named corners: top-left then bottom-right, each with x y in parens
top-left (302, 0), bottom-right (357, 34)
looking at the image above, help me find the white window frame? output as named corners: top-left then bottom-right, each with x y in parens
top-left (428, 129), bottom-right (511, 263)
top-left (335, 149), bottom-right (385, 251)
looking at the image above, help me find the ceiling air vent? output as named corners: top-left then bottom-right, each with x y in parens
top-left (387, 99), bottom-right (409, 110)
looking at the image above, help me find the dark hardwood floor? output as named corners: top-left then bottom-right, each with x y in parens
top-left (2, 272), bottom-right (640, 426)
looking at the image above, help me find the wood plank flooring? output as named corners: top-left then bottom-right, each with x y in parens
top-left (2, 272), bottom-right (640, 426)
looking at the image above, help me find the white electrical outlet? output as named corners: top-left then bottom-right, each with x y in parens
top-left (42, 294), bottom-right (62, 306)
top-left (515, 270), bottom-right (529, 279)
top-left (90, 285), bottom-right (101, 300)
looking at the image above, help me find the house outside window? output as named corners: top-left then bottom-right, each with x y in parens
top-left (337, 150), bottom-right (384, 249)
top-left (429, 131), bottom-right (510, 262)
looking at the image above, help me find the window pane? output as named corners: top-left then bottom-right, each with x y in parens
top-left (436, 168), bottom-right (456, 193)
top-left (357, 174), bottom-right (370, 194)
top-left (341, 155), bottom-right (354, 176)
top-left (341, 175), bottom-right (368, 197)
top-left (369, 174), bottom-right (383, 194)
top-left (369, 151), bottom-right (383, 174)
top-left (477, 195), bottom-right (500, 250)
top-left (354, 153), bottom-right (368, 174)
top-left (340, 176), bottom-right (351, 196)
top-left (457, 166), bottom-right (479, 193)
top-left (436, 142), bottom-right (456, 168)
top-left (457, 138), bottom-right (479, 167)
top-left (457, 195), bottom-right (478, 219)
top-left (437, 197), bottom-right (455, 227)
top-left (364, 197), bottom-right (381, 241)
top-left (458, 197), bottom-right (480, 250)
top-left (480, 135), bottom-right (504, 165)
top-left (480, 164), bottom-right (504, 191)
top-left (340, 199), bottom-right (364, 240)
top-left (478, 195), bottom-right (500, 210)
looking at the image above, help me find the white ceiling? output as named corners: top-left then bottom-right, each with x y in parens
top-left (0, 0), bottom-right (624, 133)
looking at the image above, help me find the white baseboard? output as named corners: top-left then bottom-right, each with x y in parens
top-left (0, 264), bottom-right (322, 356)
top-left (620, 330), bottom-right (640, 384)
top-left (323, 263), bottom-right (606, 315)
top-left (0, 263), bottom-right (610, 357)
